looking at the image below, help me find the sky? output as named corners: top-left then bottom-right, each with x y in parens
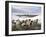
top-left (11, 5), bottom-right (41, 16)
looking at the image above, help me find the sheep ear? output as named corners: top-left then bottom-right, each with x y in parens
top-left (30, 23), bottom-right (31, 25)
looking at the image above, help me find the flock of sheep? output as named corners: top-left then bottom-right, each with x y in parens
top-left (12, 18), bottom-right (41, 31)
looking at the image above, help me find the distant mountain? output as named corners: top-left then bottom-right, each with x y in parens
top-left (16, 15), bottom-right (38, 17)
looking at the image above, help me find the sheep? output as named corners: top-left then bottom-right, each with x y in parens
top-left (12, 20), bottom-right (16, 31)
top-left (21, 19), bottom-right (32, 30)
top-left (15, 19), bottom-right (22, 30)
top-left (31, 19), bottom-right (41, 30)
top-left (25, 19), bottom-right (32, 27)
top-left (21, 20), bottom-right (27, 30)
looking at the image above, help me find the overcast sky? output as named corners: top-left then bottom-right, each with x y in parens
top-left (11, 5), bottom-right (41, 16)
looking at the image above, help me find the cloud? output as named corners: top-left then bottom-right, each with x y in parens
top-left (11, 5), bottom-right (41, 15)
